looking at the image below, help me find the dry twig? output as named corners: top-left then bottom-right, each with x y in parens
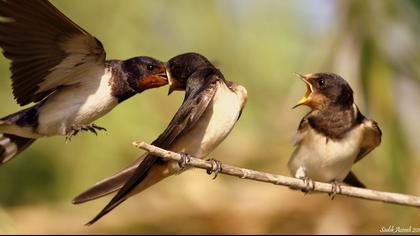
top-left (133, 141), bottom-right (420, 208)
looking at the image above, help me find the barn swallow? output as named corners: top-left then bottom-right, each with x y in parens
top-left (0, 0), bottom-right (168, 164)
top-left (288, 73), bottom-right (382, 193)
top-left (72, 52), bottom-right (248, 225)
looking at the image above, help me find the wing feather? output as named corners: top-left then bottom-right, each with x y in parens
top-left (291, 113), bottom-right (311, 146)
top-left (0, 0), bottom-right (105, 105)
top-left (84, 74), bottom-right (220, 225)
top-left (354, 119), bottom-right (382, 163)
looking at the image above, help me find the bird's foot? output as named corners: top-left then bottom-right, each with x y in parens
top-left (91, 124), bottom-right (107, 132)
top-left (65, 124), bottom-right (107, 141)
top-left (178, 152), bottom-right (192, 170)
top-left (206, 159), bottom-right (222, 180)
top-left (328, 180), bottom-right (342, 200)
top-left (299, 176), bottom-right (315, 194)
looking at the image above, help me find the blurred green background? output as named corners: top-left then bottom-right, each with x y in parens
top-left (0, 0), bottom-right (419, 234)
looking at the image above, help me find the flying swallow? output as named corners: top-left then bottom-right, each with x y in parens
top-left (72, 52), bottom-right (248, 225)
top-left (0, 0), bottom-right (168, 164)
top-left (288, 73), bottom-right (382, 193)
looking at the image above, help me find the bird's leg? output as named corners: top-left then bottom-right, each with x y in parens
top-left (329, 180), bottom-right (342, 200)
top-left (91, 124), bottom-right (107, 132)
top-left (65, 131), bottom-right (76, 142)
top-left (177, 152), bottom-right (192, 170)
top-left (87, 124), bottom-right (107, 135)
top-left (65, 128), bottom-right (82, 142)
top-left (86, 126), bottom-right (98, 135)
top-left (295, 167), bottom-right (315, 193)
top-left (206, 159), bottom-right (222, 180)
top-left (65, 124), bottom-right (108, 141)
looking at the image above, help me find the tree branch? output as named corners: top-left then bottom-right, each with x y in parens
top-left (133, 141), bottom-right (420, 208)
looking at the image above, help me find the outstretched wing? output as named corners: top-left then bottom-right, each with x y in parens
top-left (85, 74), bottom-right (221, 225)
top-left (0, 0), bottom-right (106, 105)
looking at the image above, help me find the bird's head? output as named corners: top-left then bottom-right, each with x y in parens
top-left (123, 56), bottom-right (168, 93)
top-left (293, 73), bottom-right (354, 110)
top-left (165, 52), bottom-right (212, 94)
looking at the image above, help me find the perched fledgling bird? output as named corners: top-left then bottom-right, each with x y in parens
top-left (0, 0), bottom-right (168, 164)
top-left (72, 52), bottom-right (248, 225)
top-left (288, 73), bottom-right (381, 193)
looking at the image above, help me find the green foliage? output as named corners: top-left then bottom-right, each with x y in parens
top-left (0, 150), bottom-right (60, 206)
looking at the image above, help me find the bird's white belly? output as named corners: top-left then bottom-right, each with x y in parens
top-left (37, 70), bottom-right (118, 136)
top-left (288, 126), bottom-right (364, 182)
top-left (171, 84), bottom-right (244, 159)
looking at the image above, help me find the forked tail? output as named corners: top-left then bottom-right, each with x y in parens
top-left (0, 133), bottom-right (36, 165)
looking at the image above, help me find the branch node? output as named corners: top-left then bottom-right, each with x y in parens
top-left (241, 169), bottom-right (251, 179)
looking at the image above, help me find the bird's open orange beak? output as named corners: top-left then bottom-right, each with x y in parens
top-left (138, 68), bottom-right (168, 91)
top-left (293, 73), bottom-right (313, 109)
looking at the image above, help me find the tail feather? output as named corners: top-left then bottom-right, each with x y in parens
top-left (86, 155), bottom-right (168, 225)
top-left (0, 133), bottom-right (36, 165)
top-left (343, 171), bottom-right (366, 188)
top-left (72, 155), bottom-right (146, 204)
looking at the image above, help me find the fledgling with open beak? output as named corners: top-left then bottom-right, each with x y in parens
top-left (288, 73), bottom-right (382, 194)
top-left (72, 52), bottom-right (248, 225)
top-left (0, 0), bottom-right (168, 164)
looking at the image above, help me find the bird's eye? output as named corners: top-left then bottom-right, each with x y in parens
top-left (147, 65), bottom-right (154, 71)
top-left (318, 79), bottom-right (325, 87)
